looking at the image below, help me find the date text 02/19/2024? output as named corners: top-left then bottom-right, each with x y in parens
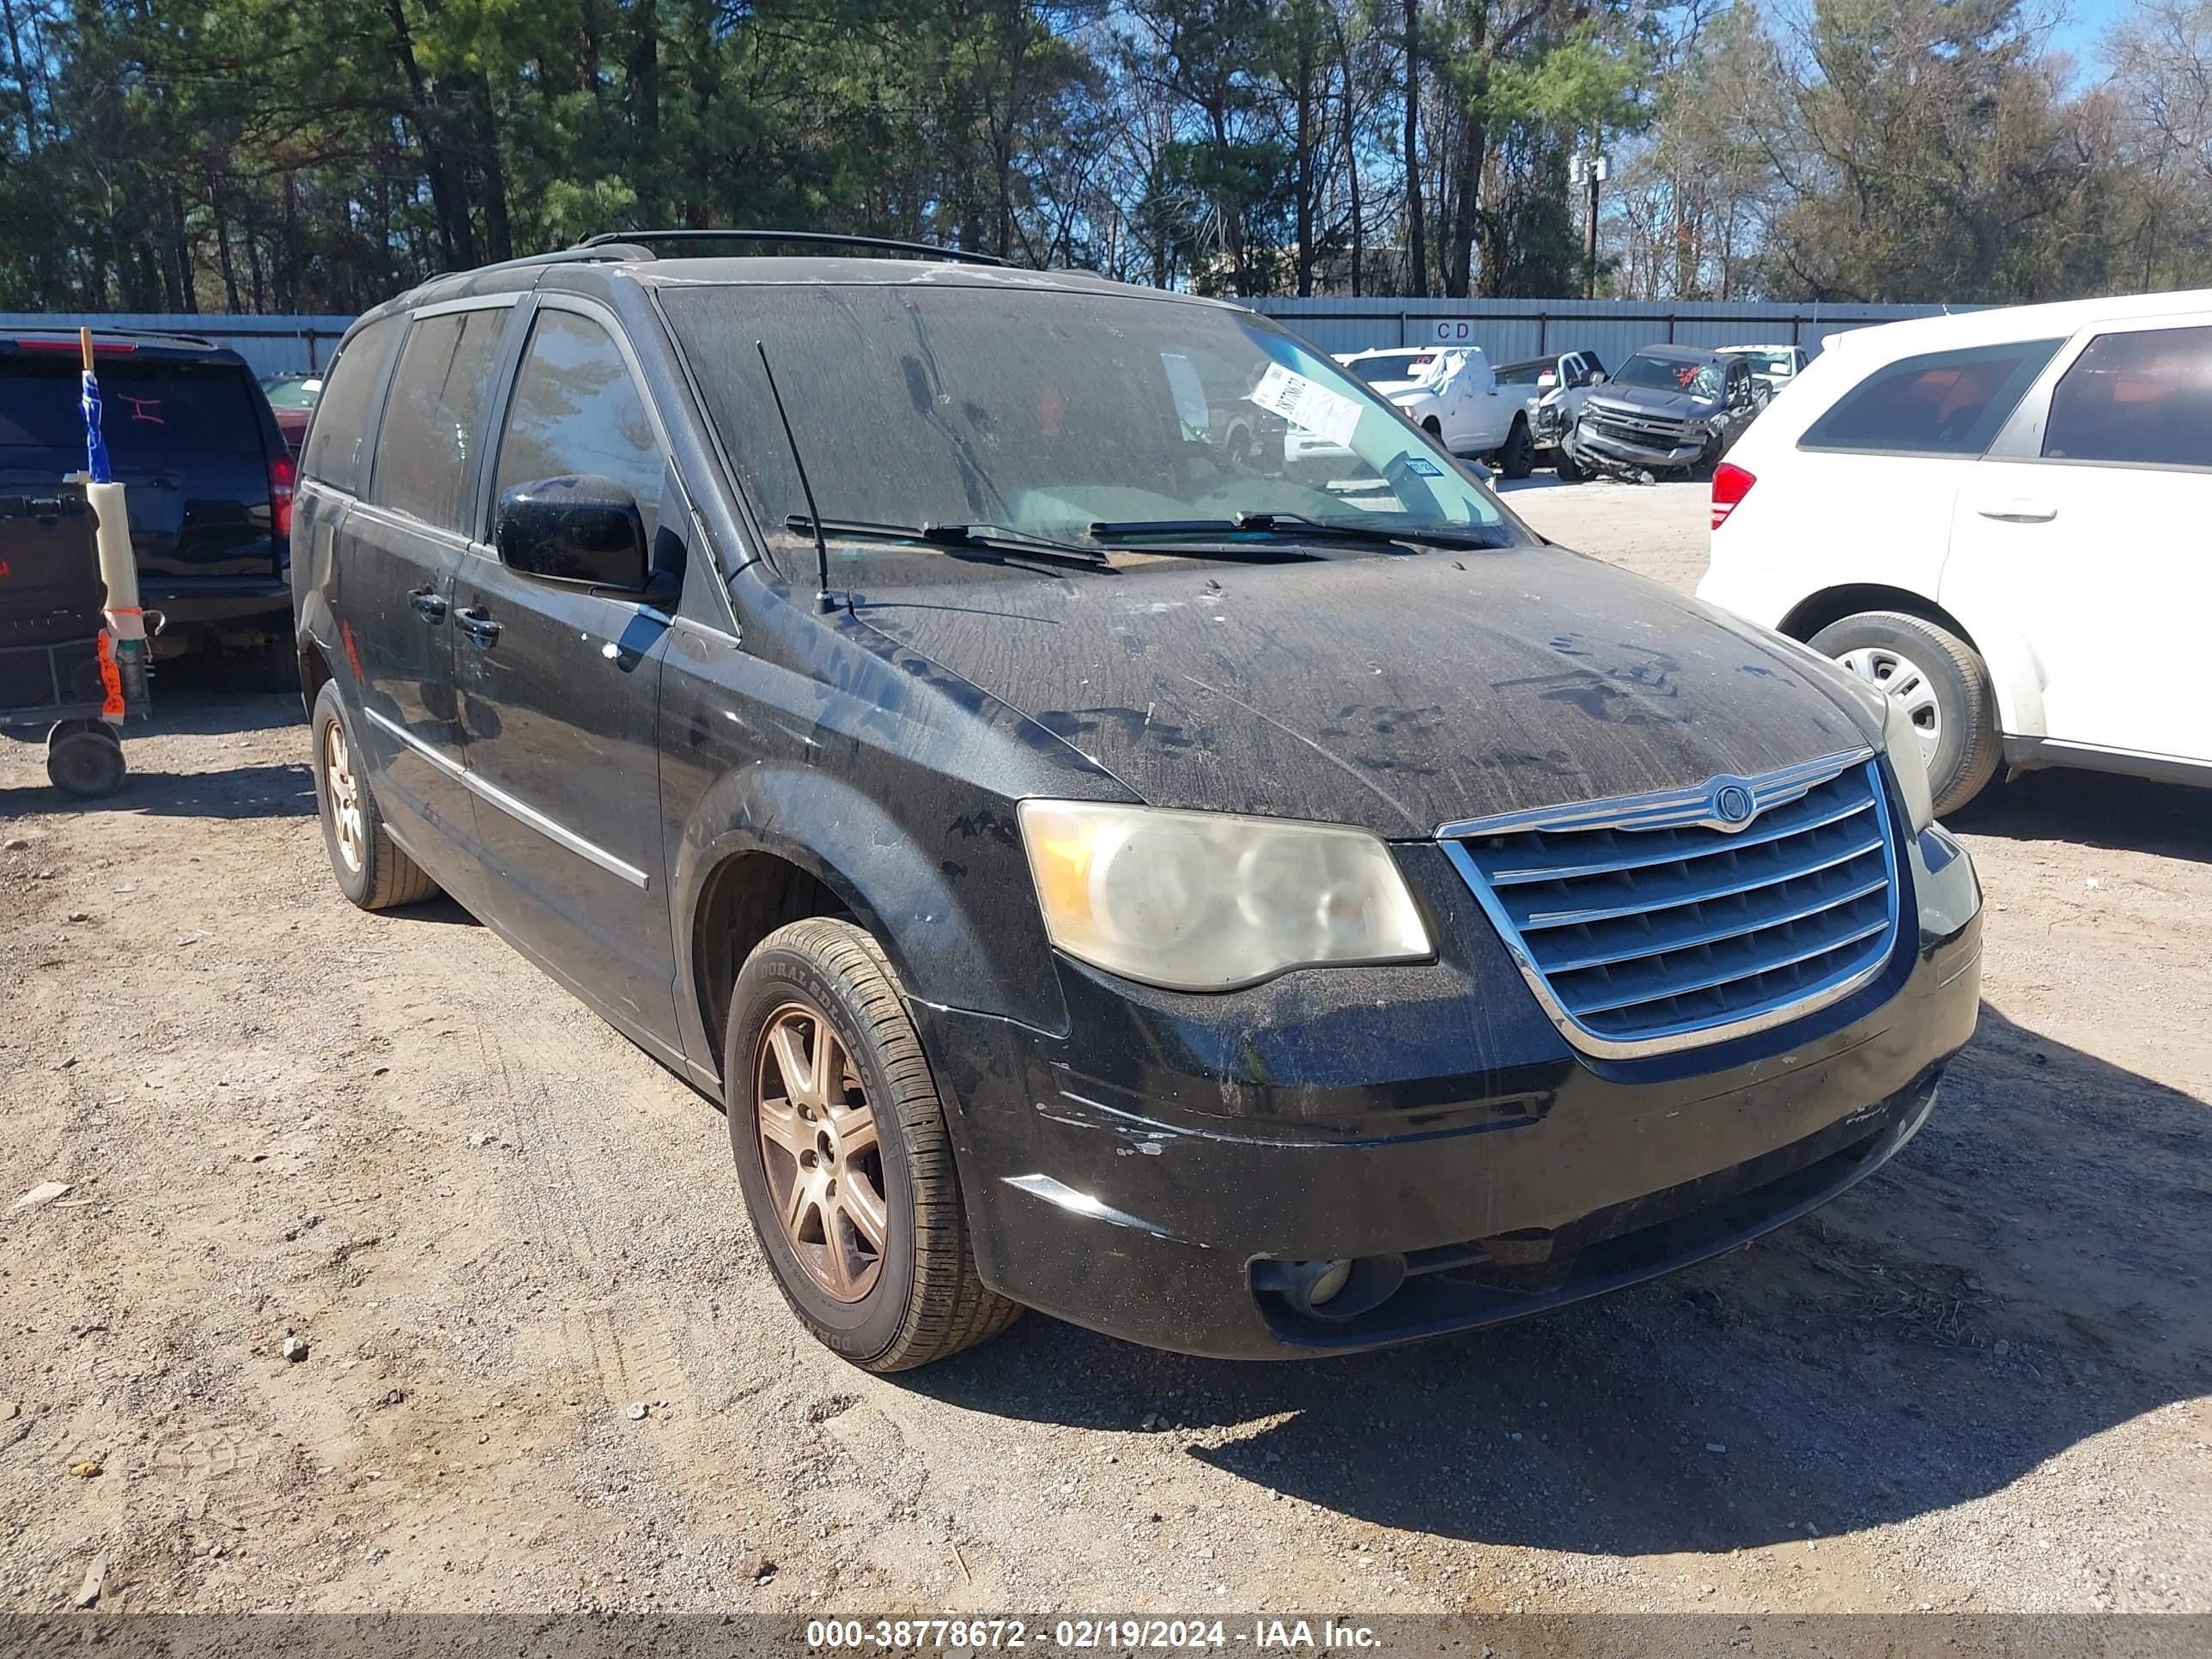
top-left (804, 1619), bottom-right (1382, 1650)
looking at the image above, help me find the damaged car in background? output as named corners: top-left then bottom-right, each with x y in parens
top-left (292, 234), bottom-right (1983, 1370)
top-left (1326, 343), bottom-right (1534, 476)
top-left (1495, 350), bottom-right (1607, 475)
top-left (1560, 344), bottom-right (1769, 483)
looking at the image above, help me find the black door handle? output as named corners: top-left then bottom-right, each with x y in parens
top-left (408, 586), bottom-right (447, 623)
top-left (454, 606), bottom-right (501, 645)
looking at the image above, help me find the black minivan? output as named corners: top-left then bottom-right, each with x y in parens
top-left (292, 234), bottom-right (1984, 1371)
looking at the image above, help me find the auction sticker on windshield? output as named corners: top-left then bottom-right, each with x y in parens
top-left (1248, 362), bottom-right (1364, 449)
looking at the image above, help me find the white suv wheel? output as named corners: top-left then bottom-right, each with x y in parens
top-left (1834, 645), bottom-right (1943, 766)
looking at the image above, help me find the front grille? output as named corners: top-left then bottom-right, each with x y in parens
top-left (1440, 755), bottom-right (1901, 1057)
top-left (1583, 398), bottom-right (1699, 448)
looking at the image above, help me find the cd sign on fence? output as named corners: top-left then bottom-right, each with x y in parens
top-left (1427, 319), bottom-right (1483, 344)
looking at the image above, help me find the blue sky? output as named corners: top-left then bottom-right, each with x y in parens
top-left (2045, 0), bottom-right (2131, 74)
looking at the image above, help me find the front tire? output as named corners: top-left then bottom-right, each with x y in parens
top-left (1809, 610), bottom-right (2002, 816)
top-left (310, 681), bottom-right (440, 910)
top-left (726, 918), bottom-right (1020, 1372)
top-left (1553, 441), bottom-right (1586, 483)
top-left (1497, 416), bottom-right (1535, 480)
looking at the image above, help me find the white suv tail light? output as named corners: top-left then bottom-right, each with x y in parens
top-left (1711, 461), bottom-right (1755, 530)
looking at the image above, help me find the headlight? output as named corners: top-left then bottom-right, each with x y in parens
top-left (1017, 801), bottom-right (1431, 992)
top-left (1883, 696), bottom-right (1937, 833)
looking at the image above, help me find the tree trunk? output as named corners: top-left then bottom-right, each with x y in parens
top-left (385, 0), bottom-right (476, 268)
top-left (167, 180), bottom-right (195, 311)
top-left (627, 0), bottom-right (659, 226)
top-left (1, 0), bottom-right (38, 155)
top-left (1402, 0), bottom-right (1425, 297)
top-left (211, 179), bottom-right (242, 313)
top-left (1333, 13), bottom-right (1362, 297)
top-left (471, 74), bottom-right (512, 262)
top-left (1293, 22), bottom-right (1315, 297)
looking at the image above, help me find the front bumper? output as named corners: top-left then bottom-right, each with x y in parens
top-left (916, 829), bottom-right (1982, 1359)
top-left (1565, 422), bottom-right (1709, 471)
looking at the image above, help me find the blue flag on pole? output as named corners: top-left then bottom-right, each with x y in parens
top-left (82, 367), bottom-right (111, 484)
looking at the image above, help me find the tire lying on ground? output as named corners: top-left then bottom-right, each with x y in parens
top-left (725, 917), bottom-right (1020, 1372)
top-left (1808, 609), bottom-right (2002, 817)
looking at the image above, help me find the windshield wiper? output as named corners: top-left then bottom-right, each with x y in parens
top-left (785, 514), bottom-right (1112, 571)
top-left (1088, 512), bottom-right (1507, 552)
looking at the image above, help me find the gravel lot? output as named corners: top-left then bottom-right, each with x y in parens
top-left (2, 478), bottom-right (2207, 1619)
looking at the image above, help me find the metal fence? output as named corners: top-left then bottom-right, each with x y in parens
top-left (9, 295), bottom-right (1979, 382)
top-left (0, 313), bottom-right (356, 379)
top-left (1242, 296), bottom-right (1975, 368)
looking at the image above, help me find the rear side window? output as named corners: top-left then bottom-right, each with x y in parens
top-left (491, 309), bottom-right (662, 540)
top-left (301, 315), bottom-right (403, 495)
top-left (2043, 325), bottom-right (2212, 469)
top-left (1, 356), bottom-right (261, 459)
top-left (1801, 338), bottom-right (2063, 456)
top-left (369, 309), bottom-right (507, 532)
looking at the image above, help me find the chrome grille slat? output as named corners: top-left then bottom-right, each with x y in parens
top-left (1530, 872), bottom-right (1893, 975)
top-left (1559, 909), bottom-right (1893, 1017)
top-left (1439, 756), bottom-right (1901, 1059)
top-left (1510, 830), bottom-right (1887, 931)
top-left (1483, 793), bottom-right (1876, 884)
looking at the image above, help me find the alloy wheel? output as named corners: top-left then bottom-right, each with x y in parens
top-left (753, 1003), bottom-right (889, 1303)
top-left (1835, 645), bottom-right (1943, 763)
top-left (323, 717), bottom-right (365, 873)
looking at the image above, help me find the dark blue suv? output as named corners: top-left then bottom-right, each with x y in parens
top-left (1, 329), bottom-right (295, 680)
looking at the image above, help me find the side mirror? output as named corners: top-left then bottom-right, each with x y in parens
top-left (1589, 370), bottom-right (1607, 385)
top-left (495, 475), bottom-right (651, 592)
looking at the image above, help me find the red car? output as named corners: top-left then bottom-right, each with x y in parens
top-left (259, 371), bottom-right (324, 453)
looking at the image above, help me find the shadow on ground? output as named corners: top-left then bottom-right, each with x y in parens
top-left (0, 759), bottom-right (314, 819)
top-left (911, 1016), bottom-right (2207, 1556)
top-left (1951, 769), bottom-right (2212, 864)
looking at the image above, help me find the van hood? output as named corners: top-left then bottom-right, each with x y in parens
top-left (848, 545), bottom-right (1884, 836)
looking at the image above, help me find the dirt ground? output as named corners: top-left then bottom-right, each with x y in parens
top-left (2, 478), bottom-right (2207, 1620)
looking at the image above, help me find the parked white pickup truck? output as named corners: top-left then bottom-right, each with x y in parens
top-left (1291, 346), bottom-right (1533, 477)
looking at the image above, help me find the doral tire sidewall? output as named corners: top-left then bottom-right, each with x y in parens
top-left (724, 939), bottom-right (921, 1364)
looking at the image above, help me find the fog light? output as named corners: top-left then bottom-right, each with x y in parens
top-left (1254, 1254), bottom-right (1407, 1323)
top-left (1304, 1258), bottom-right (1353, 1305)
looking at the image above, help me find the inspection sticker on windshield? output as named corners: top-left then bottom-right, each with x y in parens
top-left (1403, 456), bottom-right (1443, 477)
top-left (1248, 362), bottom-right (1364, 449)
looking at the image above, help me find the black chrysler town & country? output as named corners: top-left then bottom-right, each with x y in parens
top-left (292, 233), bottom-right (1983, 1370)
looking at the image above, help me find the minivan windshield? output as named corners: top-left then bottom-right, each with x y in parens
top-left (658, 283), bottom-right (1509, 583)
top-left (1611, 352), bottom-right (1723, 401)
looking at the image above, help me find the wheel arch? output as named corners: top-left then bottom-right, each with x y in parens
top-left (688, 844), bottom-right (856, 1085)
top-left (671, 764), bottom-right (1071, 1085)
top-left (1777, 583), bottom-right (2039, 739)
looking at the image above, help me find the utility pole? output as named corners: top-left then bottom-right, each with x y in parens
top-left (1571, 148), bottom-right (1607, 301)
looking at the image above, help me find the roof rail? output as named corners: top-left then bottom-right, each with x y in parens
top-left (576, 229), bottom-right (1008, 267)
top-left (9, 325), bottom-right (222, 350)
top-left (440, 244), bottom-right (653, 282)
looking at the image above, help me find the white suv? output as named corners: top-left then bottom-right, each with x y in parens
top-left (1698, 290), bottom-right (2212, 815)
